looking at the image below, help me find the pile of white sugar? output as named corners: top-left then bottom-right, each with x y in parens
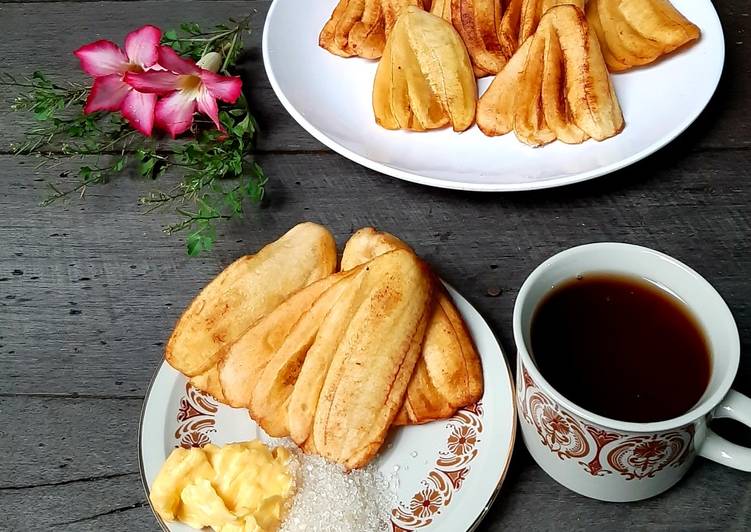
top-left (278, 449), bottom-right (395, 532)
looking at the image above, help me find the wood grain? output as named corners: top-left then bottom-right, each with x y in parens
top-left (0, 396), bottom-right (149, 530)
top-left (2, 148), bottom-right (749, 396)
top-left (0, 0), bottom-right (749, 530)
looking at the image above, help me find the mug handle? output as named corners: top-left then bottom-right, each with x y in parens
top-left (698, 390), bottom-right (751, 472)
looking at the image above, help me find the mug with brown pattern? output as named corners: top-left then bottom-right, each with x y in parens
top-left (513, 243), bottom-right (751, 502)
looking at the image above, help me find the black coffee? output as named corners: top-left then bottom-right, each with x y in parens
top-left (530, 273), bottom-right (711, 423)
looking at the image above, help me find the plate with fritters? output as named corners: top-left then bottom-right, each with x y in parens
top-left (139, 283), bottom-right (516, 531)
top-left (263, 0), bottom-right (723, 191)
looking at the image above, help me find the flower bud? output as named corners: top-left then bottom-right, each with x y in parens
top-left (197, 52), bottom-right (222, 73)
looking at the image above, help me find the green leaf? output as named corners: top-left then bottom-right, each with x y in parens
top-left (219, 110), bottom-right (232, 128)
top-left (197, 197), bottom-right (220, 218)
top-left (232, 114), bottom-right (251, 137)
top-left (224, 190), bottom-right (243, 214)
top-left (181, 22), bottom-right (201, 34)
top-left (112, 156), bottom-right (127, 173)
top-left (186, 231), bottom-right (205, 256)
top-left (31, 72), bottom-right (53, 88)
top-left (140, 157), bottom-right (156, 178)
top-left (247, 114), bottom-right (258, 137)
top-left (185, 222), bottom-right (215, 256)
top-left (33, 108), bottom-right (53, 121)
top-left (230, 157), bottom-right (242, 176)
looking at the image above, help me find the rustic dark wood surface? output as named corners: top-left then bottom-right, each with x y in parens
top-left (1, 1), bottom-right (749, 530)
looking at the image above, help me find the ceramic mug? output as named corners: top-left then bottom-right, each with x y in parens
top-left (513, 243), bottom-right (751, 502)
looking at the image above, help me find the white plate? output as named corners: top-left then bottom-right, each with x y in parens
top-left (262, 0), bottom-right (724, 191)
top-left (139, 284), bottom-right (516, 532)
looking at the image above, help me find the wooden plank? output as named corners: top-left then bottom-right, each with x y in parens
top-left (0, 396), bottom-right (145, 529)
top-left (0, 0), bottom-right (747, 152)
top-left (2, 397), bottom-right (748, 530)
top-left (1, 148), bottom-right (749, 398)
top-left (1, 1), bottom-right (750, 531)
top-left (0, 396), bottom-right (141, 488)
top-left (5, 474), bottom-right (155, 532)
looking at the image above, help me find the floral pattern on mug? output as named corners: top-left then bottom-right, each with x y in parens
top-left (519, 366), bottom-right (695, 480)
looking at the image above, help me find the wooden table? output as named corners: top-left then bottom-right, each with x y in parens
top-left (1, 1), bottom-right (749, 530)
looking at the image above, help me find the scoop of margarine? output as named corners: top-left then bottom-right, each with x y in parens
top-left (150, 441), bottom-right (295, 532)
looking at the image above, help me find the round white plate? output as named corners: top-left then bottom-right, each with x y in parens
top-left (263, 0), bottom-right (724, 191)
top-left (139, 284), bottom-right (516, 532)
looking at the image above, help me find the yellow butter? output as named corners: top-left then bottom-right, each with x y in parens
top-left (150, 441), bottom-right (295, 532)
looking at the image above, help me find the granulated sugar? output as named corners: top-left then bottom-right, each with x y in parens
top-left (279, 451), bottom-right (395, 532)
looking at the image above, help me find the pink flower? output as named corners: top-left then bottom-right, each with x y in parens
top-left (124, 46), bottom-right (242, 138)
top-left (74, 25), bottom-right (162, 135)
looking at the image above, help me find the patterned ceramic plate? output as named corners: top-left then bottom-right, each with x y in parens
top-left (139, 284), bottom-right (516, 532)
top-left (263, 0), bottom-right (723, 191)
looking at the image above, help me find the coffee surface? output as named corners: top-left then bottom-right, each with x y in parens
top-left (530, 273), bottom-right (711, 423)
